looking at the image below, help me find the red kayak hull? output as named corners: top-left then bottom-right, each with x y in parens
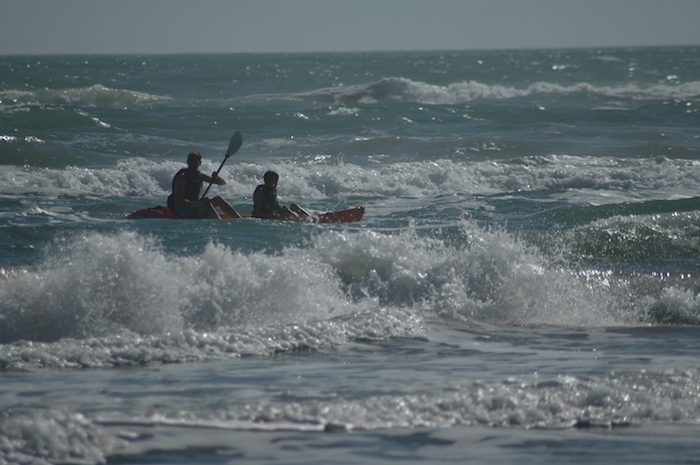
top-left (127, 206), bottom-right (365, 223)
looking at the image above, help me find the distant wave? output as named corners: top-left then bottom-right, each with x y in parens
top-left (288, 77), bottom-right (700, 105)
top-left (541, 197), bottom-right (700, 226)
top-left (0, 84), bottom-right (171, 109)
top-left (2, 155), bottom-right (699, 202)
top-left (4, 79), bottom-right (697, 111)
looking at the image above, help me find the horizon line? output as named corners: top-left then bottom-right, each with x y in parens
top-left (2, 43), bottom-right (699, 57)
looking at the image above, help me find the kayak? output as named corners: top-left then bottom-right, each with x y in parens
top-left (127, 205), bottom-right (365, 224)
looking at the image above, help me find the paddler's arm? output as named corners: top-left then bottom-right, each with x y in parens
top-left (200, 172), bottom-right (226, 186)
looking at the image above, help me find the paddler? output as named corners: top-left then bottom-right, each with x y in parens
top-left (252, 170), bottom-right (309, 219)
top-left (168, 151), bottom-right (240, 219)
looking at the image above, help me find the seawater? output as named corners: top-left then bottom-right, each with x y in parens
top-left (1, 48), bottom-right (700, 464)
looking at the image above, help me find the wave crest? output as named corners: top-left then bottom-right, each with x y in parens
top-left (294, 77), bottom-right (700, 105)
top-left (2, 223), bottom-right (700, 369)
top-left (0, 84), bottom-right (171, 109)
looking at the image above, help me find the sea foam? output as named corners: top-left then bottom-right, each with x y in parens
top-left (96, 369), bottom-right (700, 431)
top-left (2, 219), bottom-right (698, 369)
top-left (0, 225), bottom-right (649, 341)
top-left (3, 155), bottom-right (700, 203)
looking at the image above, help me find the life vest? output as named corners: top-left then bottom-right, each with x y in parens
top-left (167, 168), bottom-right (203, 210)
top-left (252, 184), bottom-right (283, 218)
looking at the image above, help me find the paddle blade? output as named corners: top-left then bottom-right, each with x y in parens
top-left (226, 131), bottom-right (243, 158)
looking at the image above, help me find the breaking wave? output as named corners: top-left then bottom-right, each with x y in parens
top-left (2, 221), bottom-right (700, 369)
top-left (0, 84), bottom-right (171, 110)
top-left (290, 77), bottom-right (700, 104)
top-left (2, 155), bottom-right (700, 203)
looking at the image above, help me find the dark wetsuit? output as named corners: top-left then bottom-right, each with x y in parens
top-left (168, 168), bottom-right (205, 218)
top-left (252, 184), bottom-right (285, 218)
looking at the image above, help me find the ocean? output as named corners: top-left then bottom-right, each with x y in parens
top-left (1, 47), bottom-right (700, 464)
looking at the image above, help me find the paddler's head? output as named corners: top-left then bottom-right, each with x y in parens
top-left (263, 170), bottom-right (279, 187)
top-left (187, 151), bottom-right (202, 169)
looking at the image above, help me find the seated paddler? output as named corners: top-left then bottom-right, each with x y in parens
top-left (167, 151), bottom-right (240, 219)
top-left (252, 170), bottom-right (309, 219)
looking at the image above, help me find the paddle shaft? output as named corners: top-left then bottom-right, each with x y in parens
top-left (199, 132), bottom-right (243, 200)
top-left (200, 156), bottom-right (228, 199)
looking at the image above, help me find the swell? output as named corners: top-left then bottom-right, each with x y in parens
top-left (0, 84), bottom-right (171, 110)
top-left (539, 197), bottom-right (700, 226)
top-left (269, 77), bottom-right (700, 105)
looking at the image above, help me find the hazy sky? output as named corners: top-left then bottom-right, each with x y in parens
top-left (2, 0), bottom-right (699, 54)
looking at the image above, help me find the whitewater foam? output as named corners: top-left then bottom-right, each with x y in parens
top-left (0, 230), bottom-right (423, 367)
top-left (5, 369), bottom-right (698, 464)
top-left (0, 409), bottom-right (123, 465)
top-left (95, 369), bottom-right (700, 431)
top-left (2, 218), bottom-right (699, 369)
top-left (4, 155), bottom-right (698, 204)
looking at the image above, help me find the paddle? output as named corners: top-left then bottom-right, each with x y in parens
top-left (289, 203), bottom-right (313, 219)
top-left (200, 131), bottom-right (243, 200)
